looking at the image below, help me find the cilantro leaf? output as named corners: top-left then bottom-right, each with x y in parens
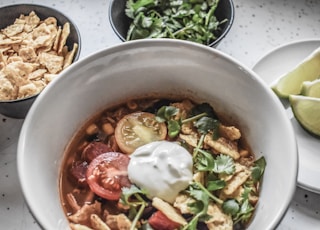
top-left (167, 120), bottom-right (181, 138)
top-left (241, 186), bottom-right (252, 200)
top-left (251, 156), bottom-right (266, 183)
top-left (120, 185), bottom-right (148, 229)
top-left (155, 105), bottom-right (179, 122)
top-left (223, 197), bottom-right (255, 224)
top-left (121, 184), bottom-right (147, 206)
top-left (213, 154), bottom-right (235, 174)
top-left (155, 105), bottom-right (181, 138)
top-left (183, 184), bottom-right (211, 230)
top-left (222, 199), bottom-right (240, 216)
top-left (234, 199), bottom-right (255, 224)
top-left (194, 116), bottom-right (219, 135)
top-left (190, 102), bottom-right (218, 118)
top-left (194, 148), bottom-right (215, 171)
top-left (207, 179), bottom-right (226, 191)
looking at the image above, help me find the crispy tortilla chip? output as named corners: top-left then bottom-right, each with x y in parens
top-left (18, 82), bottom-right (41, 99)
top-left (90, 214), bottom-right (111, 230)
top-left (43, 73), bottom-right (57, 83)
top-left (152, 197), bottom-right (187, 225)
top-left (5, 61), bottom-right (36, 78)
top-left (28, 69), bottom-right (47, 80)
top-left (53, 26), bottom-right (62, 51)
top-left (0, 76), bottom-right (16, 100)
top-left (32, 80), bottom-right (46, 91)
top-left (39, 52), bottom-right (63, 74)
top-left (63, 43), bottom-right (78, 69)
top-left (2, 23), bottom-right (24, 37)
top-left (7, 56), bottom-right (23, 63)
top-left (23, 11), bottom-right (41, 32)
top-left (58, 22), bottom-right (70, 54)
top-left (0, 38), bottom-right (21, 46)
top-left (44, 17), bottom-right (57, 26)
top-left (19, 46), bottom-right (37, 62)
top-left (0, 51), bottom-right (8, 65)
top-left (32, 23), bottom-right (54, 48)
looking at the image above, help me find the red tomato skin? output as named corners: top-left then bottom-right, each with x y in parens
top-left (86, 152), bottom-right (131, 200)
top-left (82, 142), bottom-right (113, 162)
top-left (149, 211), bottom-right (181, 230)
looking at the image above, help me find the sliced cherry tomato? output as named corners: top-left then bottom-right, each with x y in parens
top-left (82, 142), bottom-right (113, 162)
top-left (149, 210), bottom-right (181, 230)
top-left (86, 152), bottom-right (131, 200)
top-left (115, 112), bottom-right (167, 154)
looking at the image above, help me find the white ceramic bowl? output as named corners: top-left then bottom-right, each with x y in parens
top-left (18, 39), bottom-right (298, 229)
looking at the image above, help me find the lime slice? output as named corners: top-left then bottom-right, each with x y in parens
top-left (289, 95), bottom-right (320, 137)
top-left (271, 46), bottom-right (320, 98)
top-left (301, 78), bottom-right (320, 98)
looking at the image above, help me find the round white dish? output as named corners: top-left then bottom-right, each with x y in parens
top-left (252, 39), bottom-right (320, 193)
top-left (17, 39), bottom-right (298, 230)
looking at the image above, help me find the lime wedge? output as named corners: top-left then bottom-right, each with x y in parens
top-left (301, 78), bottom-right (320, 98)
top-left (289, 95), bottom-right (320, 137)
top-left (271, 46), bottom-right (320, 98)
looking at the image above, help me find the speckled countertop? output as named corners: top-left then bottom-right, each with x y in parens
top-left (0, 0), bottom-right (319, 229)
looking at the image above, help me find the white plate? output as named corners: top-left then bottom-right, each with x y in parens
top-left (253, 39), bottom-right (320, 193)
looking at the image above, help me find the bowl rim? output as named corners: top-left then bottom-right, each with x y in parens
top-left (0, 3), bottom-right (82, 103)
top-left (18, 38), bottom-right (298, 229)
top-left (108, 0), bottom-right (235, 47)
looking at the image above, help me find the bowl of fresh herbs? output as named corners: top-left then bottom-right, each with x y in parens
top-left (109, 0), bottom-right (234, 47)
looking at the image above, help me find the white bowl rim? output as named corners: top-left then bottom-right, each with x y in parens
top-left (17, 38), bottom-right (298, 229)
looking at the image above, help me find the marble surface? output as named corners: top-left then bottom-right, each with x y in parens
top-left (0, 0), bottom-right (319, 229)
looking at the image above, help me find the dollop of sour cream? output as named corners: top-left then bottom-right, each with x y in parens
top-left (127, 140), bottom-right (193, 203)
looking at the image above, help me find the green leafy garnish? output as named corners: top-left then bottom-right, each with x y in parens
top-left (155, 105), bottom-right (207, 138)
top-left (233, 199), bottom-right (255, 224)
top-left (222, 199), bottom-right (240, 216)
top-left (251, 156), bottom-right (266, 183)
top-left (194, 116), bottom-right (219, 135)
top-left (194, 148), bottom-right (215, 171)
top-left (155, 105), bottom-right (179, 122)
top-left (190, 102), bottom-right (218, 118)
top-left (125, 0), bottom-right (156, 18)
top-left (182, 182), bottom-right (222, 230)
top-left (120, 185), bottom-right (148, 230)
top-left (125, 0), bottom-right (227, 45)
top-left (120, 101), bottom-right (265, 229)
top-left (222, 186), bottom-right (255, 224)
top-left (213, 154), bottom-right (235, 174)
top-left (206, 179), bottom-right (226, 191)
top-left (167, 120), bottom-right (181, 138)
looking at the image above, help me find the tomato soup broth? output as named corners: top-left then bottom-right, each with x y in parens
top-left (59, 97), bottom-right (265, 230)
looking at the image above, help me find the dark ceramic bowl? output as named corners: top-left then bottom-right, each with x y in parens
top-left (109, 0), bottom-right (234, 47)
top-left (0, 4), bottom-right (81, 119)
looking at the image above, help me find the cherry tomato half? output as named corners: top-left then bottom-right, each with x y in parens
top-left (115, 112), bottom-right (167, 154)
top-left (149, 210), bottom-right (181, 230)
top-left (86, 152), bottom-right (131, 200)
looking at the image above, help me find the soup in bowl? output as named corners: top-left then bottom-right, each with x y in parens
top-left (17, 39), bottom-right (298, 229)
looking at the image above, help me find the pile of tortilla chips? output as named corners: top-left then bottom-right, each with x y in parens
top-left (0, 11), bottom-right (78, 101)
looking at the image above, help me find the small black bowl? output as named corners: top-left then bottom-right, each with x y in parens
top-left (109, 0), bottom-right (234, 47)
top-left (0, 4), bottom-right (81, 119)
